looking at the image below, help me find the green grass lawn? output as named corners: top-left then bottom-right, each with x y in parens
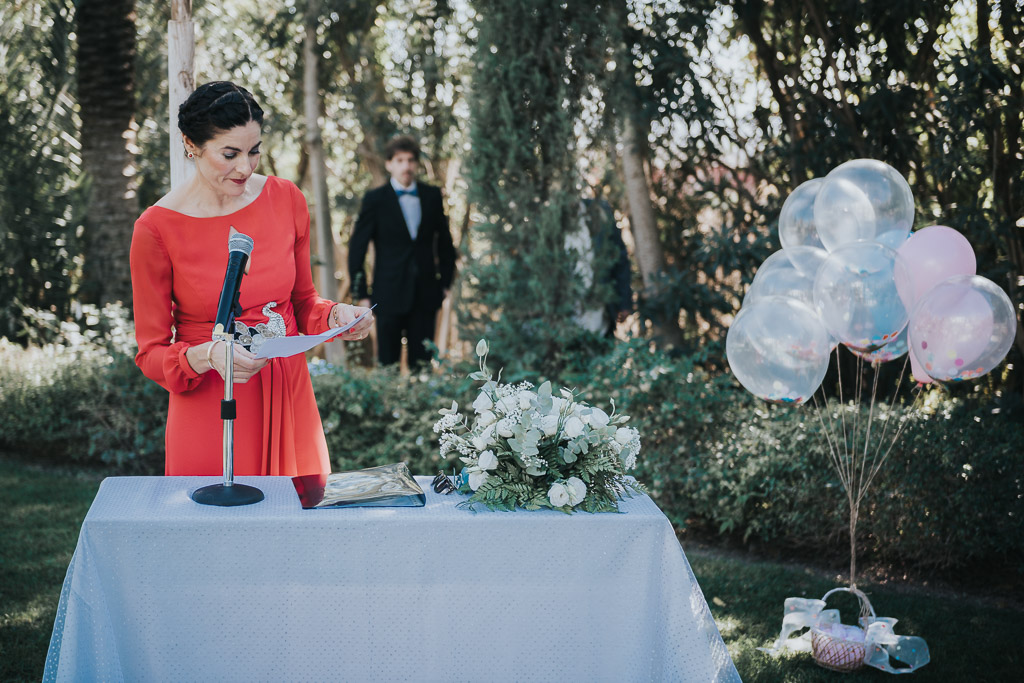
top-left (1, 455), bottom-right (1021, 682)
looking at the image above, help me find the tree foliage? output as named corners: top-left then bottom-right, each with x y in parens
top-left (0, 0), bottom-right (83, 342)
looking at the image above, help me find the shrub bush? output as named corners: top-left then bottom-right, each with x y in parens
top-left (2, 326), bottom-right (1020, 572)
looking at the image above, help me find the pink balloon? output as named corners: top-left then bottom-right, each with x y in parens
top-left (909, 350), bottom-right (934, 384)
top-left (896, 225), bottom-right (976, 309)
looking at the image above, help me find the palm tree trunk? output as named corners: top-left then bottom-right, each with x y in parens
top-left (77, 0), bottom-right (138, 306)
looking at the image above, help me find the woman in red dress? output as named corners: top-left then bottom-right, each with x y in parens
top-left (130, 81), bottom-right (373, 476)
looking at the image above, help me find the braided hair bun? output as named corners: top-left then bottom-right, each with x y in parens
top-left (178, 81), bottom-right (264, 148)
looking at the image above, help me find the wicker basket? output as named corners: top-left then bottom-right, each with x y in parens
top-left (810, 587), bottom-right (876, 673)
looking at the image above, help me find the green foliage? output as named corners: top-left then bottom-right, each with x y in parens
top-left (1, 321), bottom-right (1019, 571)
top-left (463, 0), bottom-right (614, 375)
top-left (563, 339), bottom-right (1024, 571)
top-left (0, 0), bottom-right (84, 342)
top-left (311, 360), bottom-right (477, 474)
top-left (0, 305), bottom-right (166, 473)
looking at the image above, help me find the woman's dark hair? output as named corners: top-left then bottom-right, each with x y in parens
top-left (178, 81), bottom-right (264, 147)
top-left (384, 135), bottom-right (420, 161)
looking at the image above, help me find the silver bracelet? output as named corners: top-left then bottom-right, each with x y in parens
top-left (205, 341), bottom-right (222, 369)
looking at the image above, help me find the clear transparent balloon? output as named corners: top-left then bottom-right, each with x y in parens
top-left (814, 159), bottom-right (914, 252)
top-left (813, 242), bottom-right (910, 353)
top-left (744, 250), bottom-right (817, 308)
top-left (726, 296), bottom-right (832, 405)
top-left (779, 178), bottom-right (825, 254)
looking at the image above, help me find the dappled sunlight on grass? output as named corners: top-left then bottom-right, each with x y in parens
top-left (2, 456), bottom-right (1021, 682)
top-left (689, 548), bottom-right (1023, 681)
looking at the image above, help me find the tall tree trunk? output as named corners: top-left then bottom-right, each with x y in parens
top-left (168, 0), bottom-right (195, 189)
top-left (77, 0), bottom-right (138, 306)
top-left (304, 0), bottom-right (344, 365)
top-left (618, 116), bottom-right (683, 347)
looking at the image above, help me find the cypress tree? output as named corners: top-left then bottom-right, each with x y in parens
top-left (464, 0), bottom-right (611, 374)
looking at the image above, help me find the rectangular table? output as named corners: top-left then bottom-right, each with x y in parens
top-left (44, 476), bottom-right (739, 682)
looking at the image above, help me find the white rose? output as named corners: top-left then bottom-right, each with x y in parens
top-left (547, 482), bottom-right (570, 507)
top-left (550, 397), bottom-right (567, 415)
top-left (614, 427), bottom-right (633, 445)
top-left (478, 450), bottom-right (498, 471)
top-left (477, 410), bottom-right (497, 428)
top-left (540, 415), bottom-right (558, 437)
top-left (518, 391), bottom-right (537, 410)
top-left (496, 419), bottom-right (515, 438)
top-left (472, 435), bottom-right (488, 451)
top-left (497, 396), bottom-right (518, 414)
top-left (566, 476), bottom-right (587, 505)
top-left (564, 416), bottom-right (585, 439)
top-left (588, 407), bottom-right (610, 428)
top-left (481, 424), bottom-right (496, 444)
top-left (468, 470), bottom-right (489, 491)
top-left (473, 392), bottom-right (493, 414)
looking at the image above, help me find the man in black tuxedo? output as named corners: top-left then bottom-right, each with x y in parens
top-left (348, 136), bottom-right (456, 366)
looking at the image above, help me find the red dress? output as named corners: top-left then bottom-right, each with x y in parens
top-left (130, 176), bottom-right (334, 476)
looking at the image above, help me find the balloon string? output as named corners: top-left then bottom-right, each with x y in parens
top-left (835, 345), bottom-right (851, 486)
top-left (812, 390), bottom-right (848, 491)
top-left (864, 353), bottom-right (912, 493)
top-left (856, 359), bottom-right (883, 504)
top-left (861, 383), bottom-right (927, 499)
top-left (852, 353), bottom-right (865, 488)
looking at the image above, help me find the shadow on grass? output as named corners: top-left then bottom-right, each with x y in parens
top-left (2, 455), bottom-right (1021, 682)
top-left (687, 546), bottom-right (1024, 681)
top-left (0, 457), bottom-right (101, 681)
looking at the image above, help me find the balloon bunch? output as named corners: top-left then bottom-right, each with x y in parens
top-left (726, 158), bottom-right (1017, 586)
top-left (729, 159), bottom-right (1016, 402)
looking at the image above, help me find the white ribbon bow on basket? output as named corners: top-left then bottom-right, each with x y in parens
top-left (758, 587), bottom-right (930, 674)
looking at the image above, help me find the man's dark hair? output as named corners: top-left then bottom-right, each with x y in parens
top-left (384, 135), bottom-right (421, 161)
top-left (178, 81), bottom-right (264, 147)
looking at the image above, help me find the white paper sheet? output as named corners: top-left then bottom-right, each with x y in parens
top-left (254, 305), bottom-right (375, 359)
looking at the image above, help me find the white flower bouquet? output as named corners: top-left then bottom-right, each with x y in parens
top-left (433, 340), bottom-right (644, 512)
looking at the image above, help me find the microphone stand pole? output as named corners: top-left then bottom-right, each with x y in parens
top-left (191, 329), bottom-right (265, 507)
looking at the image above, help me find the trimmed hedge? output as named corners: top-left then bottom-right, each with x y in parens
top-left (1, 333), bottom-right (1020, 571)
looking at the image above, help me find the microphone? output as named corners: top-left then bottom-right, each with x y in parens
top-left (212, 231), bottom-right (255, 338)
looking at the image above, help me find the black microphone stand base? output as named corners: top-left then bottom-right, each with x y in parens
top-left (191, 482), bottom-right (265, 507)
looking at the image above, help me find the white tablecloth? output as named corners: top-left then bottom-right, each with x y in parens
top-left (44, 476), bottom-right (739, 682)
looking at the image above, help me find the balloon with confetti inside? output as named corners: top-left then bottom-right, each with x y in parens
top-left (813, 241), bottom-right (911, 354)
top-left (908, 275), bottom-right (1016, 382)
top-left (851, 326), bottom-right (909, 364)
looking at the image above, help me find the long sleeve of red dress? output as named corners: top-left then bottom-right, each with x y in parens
top-left (130, 176), bottom-right (335, 476)
top-left (131, 217), bottom-right (205, 394)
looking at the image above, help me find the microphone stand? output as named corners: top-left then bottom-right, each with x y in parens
top-left (192, 319), bottom-right (265, 507)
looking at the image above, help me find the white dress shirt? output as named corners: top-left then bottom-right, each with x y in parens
top-left (390, 177), bottom-right (421, 240)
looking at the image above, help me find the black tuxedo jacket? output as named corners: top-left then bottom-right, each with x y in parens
top-left (348, 181), bottom-right (456, 316)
